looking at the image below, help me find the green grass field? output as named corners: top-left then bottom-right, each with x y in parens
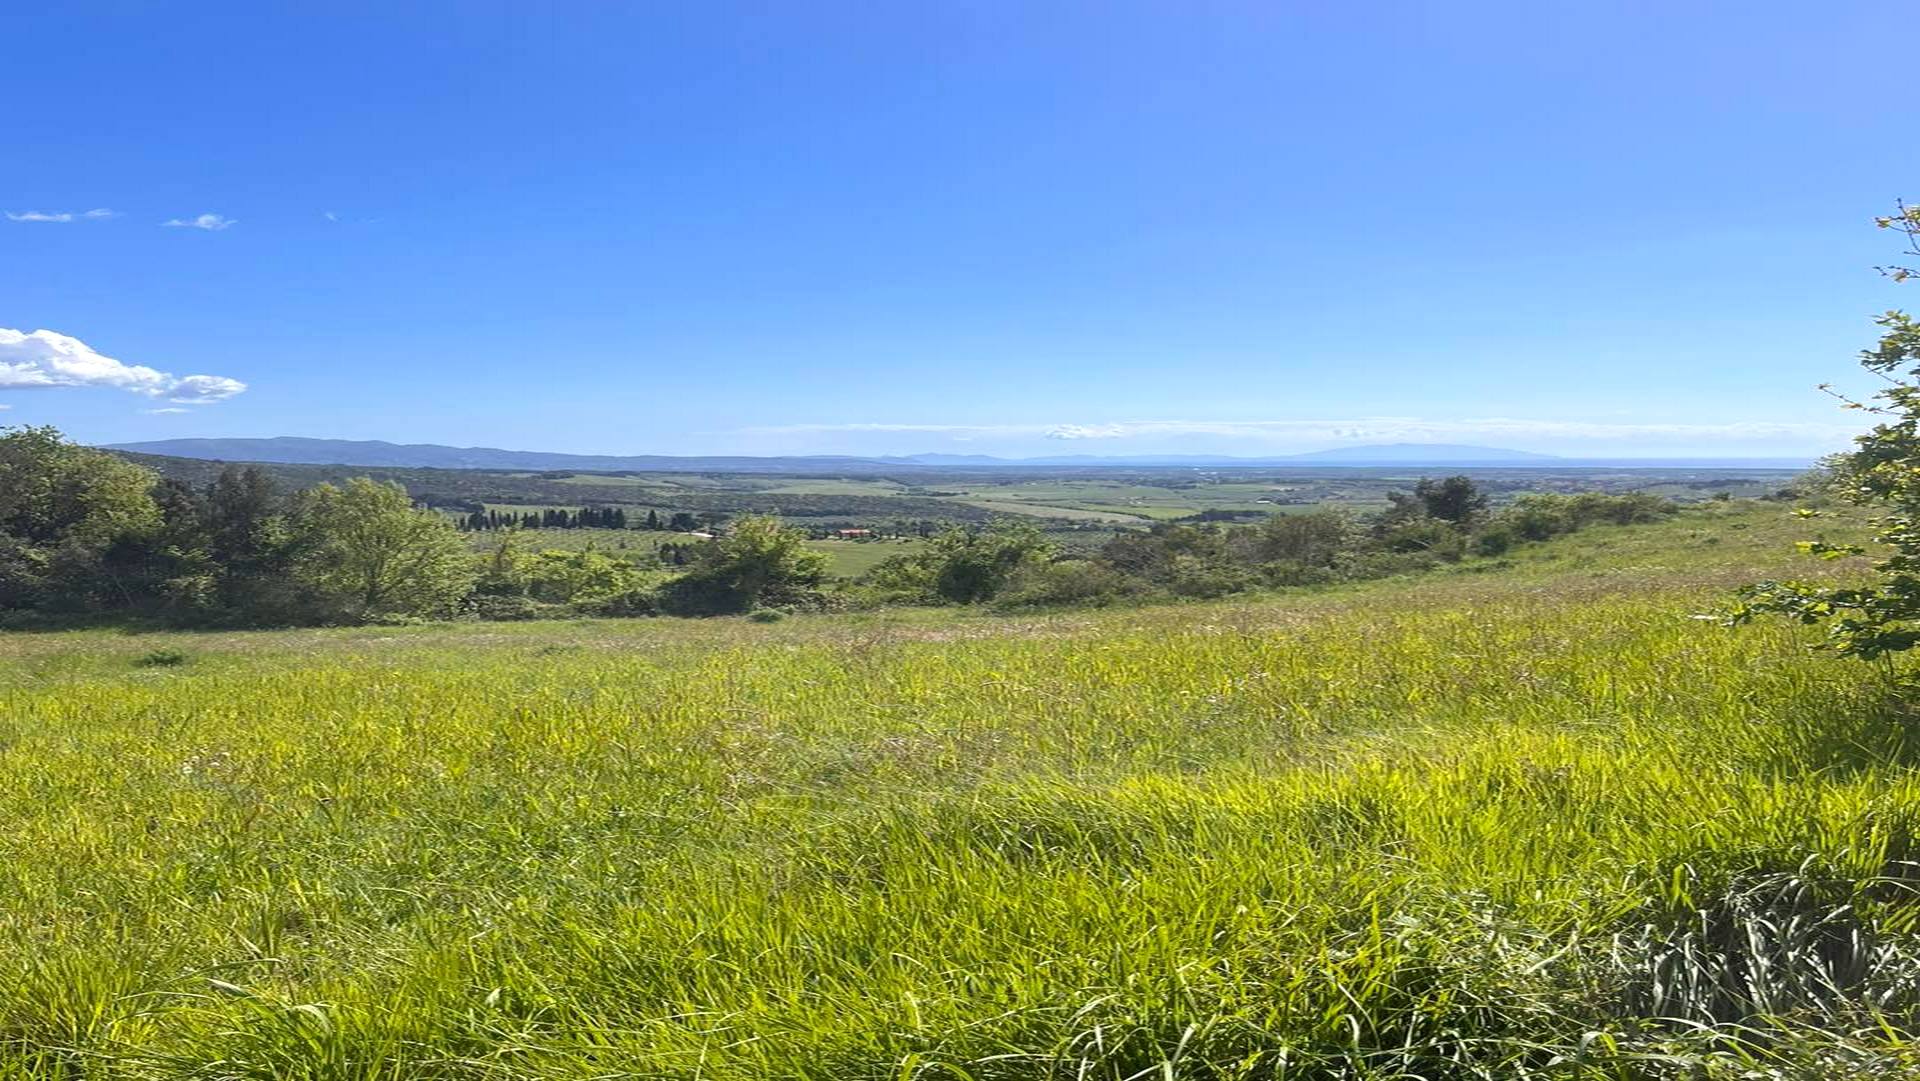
top-left (954, 498), bottom-right (1150, 522)
top-left (806, 537), bottom-right (925, 577)
top-left (546, 474), bottom-right (681, 489)
top-left (760, 479), bottom-right (910, 497)
top-left (1, 503), bottom-right (1915, 1077)
top-left (462, 529), bottom-right (921, 578)
top-left (919, 477), bottom-right (1417, 523)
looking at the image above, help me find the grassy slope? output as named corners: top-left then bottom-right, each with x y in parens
top-left (0, 502), bottom-right (1914, 1078)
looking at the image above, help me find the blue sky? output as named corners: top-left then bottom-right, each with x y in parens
top-left (1, 2), bottom-right (1912, 459)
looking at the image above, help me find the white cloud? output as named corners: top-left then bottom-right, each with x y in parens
top-left (6, 208), bottom-right (118, 223)
top-left (0, 328), bottom-right (247, 405)
top-left (165, 374), bottom-right (247, 404)
top-left (162, 213), bottom-right (235, 231)
top-left (323, 210), bottom-right (339, 222)
top-left (1046, 424), bottom-right (1130, 440)
top-left (143, 407), bottom-right (189, 415)
top-left (748, 416), bottom-right (1862, 448)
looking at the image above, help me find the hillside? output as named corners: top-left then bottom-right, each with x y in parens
top-left (0, 503), bottom-right (1911, 1077)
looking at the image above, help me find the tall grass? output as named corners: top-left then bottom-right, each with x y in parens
top-left (0, 504), bottom-right (1913, 1078)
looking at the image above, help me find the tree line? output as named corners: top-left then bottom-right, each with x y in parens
top-left (458, 507), bottom-right (717, 532)
top-left (0, 426), bottom-right (473, 625)
top-left (0, 426), bottom-right (839, 625)
top-left (454, 506), bottom-right (954, 541)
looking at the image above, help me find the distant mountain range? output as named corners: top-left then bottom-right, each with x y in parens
top-left (104, 437), bottom-right (899, 474)
top-left (1270, 443), bottom-right (1557, 464)
top-left (101, 436), bottom-right (1806, 472)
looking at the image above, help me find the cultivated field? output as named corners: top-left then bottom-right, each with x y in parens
top-left (458, 527), bottom-right (924, 579)
top-left (0, 504), bottom-right (1911, 1078)
top-left (125, 450), bottom-right (1806, 537)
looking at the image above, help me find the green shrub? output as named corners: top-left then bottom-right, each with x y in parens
top-left (993, 559), bottom-right (1139, 609)
top-left (1379, 518), bottom-right (1467, 561)
top-left (1257, 558), bottom-right (1345, 587)
top-left (1473, 524), bottom-right (1517, 556)
top-left (1165, 554), bottom-right (1258, 598)
top-left (657, 516), bottom-right (827, 616)
top-left (868, 524), bottom-right (1056, 605)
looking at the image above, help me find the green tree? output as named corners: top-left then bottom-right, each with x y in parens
top-left (659, 514), bottom-right (827, 614)
top-left (1238, 507), bottom-right (1355, 566)
top-left (475, 528), bottom-right (531, 594)
top-left (872, 522), bottom-right (1056, 604)
top-left (0, 426), bottom-right (160, 611)
top-left (292, 478), bottom-right (475, 621)
top-left (1413, 475), bottom-right (1488, 524)
top-left (1738, 202), bottom-right (1920, 658)
top-left (203, 466), bottom-right (303, 619)
top-left (522, 548), bottom-right (644, 604)
top-left (1227, 508), bottom-right (1358, 586)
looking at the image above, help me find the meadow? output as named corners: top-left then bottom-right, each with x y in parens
top-left (0, 503), bottom-right (1914, 1078)
top-left (458, 526), bottom-right (925, 579)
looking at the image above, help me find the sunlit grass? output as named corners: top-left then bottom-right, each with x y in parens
top-left (0, 501), bottom-right (1913, 1078)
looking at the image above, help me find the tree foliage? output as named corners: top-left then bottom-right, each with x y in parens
top-left (1412, 475), bottom-right (1489, 525)
top-left (0, 426), bottom-right (160, 610)
top-left (870, 523), bottom-right (1056, 604)
top-left (292, 478), bottom-right (476, 621)
top-left (658, 514), bottom-right (828, 614)
top-left (1737, 202), bottom-right (1920, 658)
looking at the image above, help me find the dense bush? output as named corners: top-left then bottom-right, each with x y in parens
top-left (992, 558), bottom-right (1142, 609)
top-left (656, 515), bottom-right (828, 615)
top-left (868, 523), bottom-right (1056, 604)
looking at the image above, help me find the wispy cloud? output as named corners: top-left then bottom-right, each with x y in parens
top-left (1046, 424), bottom-right (1130, 440)
top-left (142, 407), bottom-right (190, 415)
top-left (162, 213), bottom-right (235, 231)
top-left (7, 208), bottom-right (116, 223)
top-left (746, 417), bottom-right (1862, 447)
top-left (0, 328), bottom-right (247, 404)
top-left (165, 374), bottom-right (247, 403)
